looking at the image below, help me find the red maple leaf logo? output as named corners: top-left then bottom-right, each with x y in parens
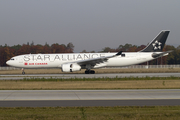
top-left (24, 63), bottom-right (28, 65)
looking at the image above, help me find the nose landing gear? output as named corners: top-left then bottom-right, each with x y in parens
top-left (22, 68), bottom-right (25, 75)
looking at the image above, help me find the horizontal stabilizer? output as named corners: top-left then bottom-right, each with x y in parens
top-left (152, 50), bottom-right (173, 58)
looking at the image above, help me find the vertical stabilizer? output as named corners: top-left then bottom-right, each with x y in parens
top-left (140, 31), bottom-right (170, 52)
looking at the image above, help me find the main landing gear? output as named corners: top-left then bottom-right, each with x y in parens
top-left (22, 68), bottom-right (25, 75)
top-left (85, 70), bottom-right (95, 74)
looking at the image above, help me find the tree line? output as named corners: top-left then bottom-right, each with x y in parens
top-left (0, 42), bottom-right (74, 66)
top-left (0, 42), bottom-right (179, 66)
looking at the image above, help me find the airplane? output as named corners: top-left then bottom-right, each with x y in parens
top-left (6, 30), bottom-right (172, 74)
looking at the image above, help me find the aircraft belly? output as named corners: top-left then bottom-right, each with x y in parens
top-left (106, 58), bottom-right (135, 66)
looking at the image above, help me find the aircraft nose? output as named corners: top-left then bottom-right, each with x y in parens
top-left (6, 60), bottom-right (11, 66)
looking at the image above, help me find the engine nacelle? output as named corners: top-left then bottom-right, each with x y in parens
top-left (61, 63), bottom-right (81, 72)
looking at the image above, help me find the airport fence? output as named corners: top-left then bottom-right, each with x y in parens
top-left (0, 67), bottom-right (21, 70)
top-left (1, 65), bottom-right (180, 70)
top-left (106, 64), bottom-right (180, 69)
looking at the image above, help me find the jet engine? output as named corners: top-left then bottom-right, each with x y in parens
top-left (61, 63), bottom-right (81, 72)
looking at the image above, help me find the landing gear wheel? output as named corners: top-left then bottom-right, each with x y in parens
top-left (90, 70), bottom-right (95, 74)
top-left (85, 70), bottom-right (95, 74)
top-left (85, 70), bottom-right (89, 74)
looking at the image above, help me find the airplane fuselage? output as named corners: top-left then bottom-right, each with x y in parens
top-left (6, 52), bottom-right (161, 69)
top-left (6, 31), bottom-right (171, 74)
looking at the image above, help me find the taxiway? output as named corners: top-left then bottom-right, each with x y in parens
top-left (1, 73), bottom-right (180, 107)
top-left (0, 89), bottom-right (180, 107)
top-left (1, 73), bottom-right (180, 80)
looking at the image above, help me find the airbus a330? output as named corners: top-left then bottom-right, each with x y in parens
top-left (6, 31), bottom-right (171, 74)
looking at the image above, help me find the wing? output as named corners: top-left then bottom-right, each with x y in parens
top-left (73, 51), bottom-right (122, 66)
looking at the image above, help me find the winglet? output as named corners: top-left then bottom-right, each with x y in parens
top-left (116, 51), bottom-right (123, 56)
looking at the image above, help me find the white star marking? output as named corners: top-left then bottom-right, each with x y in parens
top-left (152, 40), bottom-right (162, 50)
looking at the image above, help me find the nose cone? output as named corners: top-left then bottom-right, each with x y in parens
top-left (6, 60), bottom-right (11, 66)
top-left (6, 60), bottom-right (14, 66)
top-left (6, 59), bottom-right (17, 67)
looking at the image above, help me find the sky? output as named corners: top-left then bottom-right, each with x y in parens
top-left (0, 0), bottom-right (180, 52)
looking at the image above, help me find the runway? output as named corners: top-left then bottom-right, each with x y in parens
top-left (1, 100), bottom-right (180, 107)
top-left (1, 72), bottom-right (180, 80)
top-left (1, 73), bottom-right (180, 107)
top-left (0, 89), bottom-right (180, 107)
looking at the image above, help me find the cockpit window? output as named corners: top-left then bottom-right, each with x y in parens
top-left (10, 58), bottom-right (15, 60)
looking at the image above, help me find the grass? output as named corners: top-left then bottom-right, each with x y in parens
top-left (0, 76), bottom-right (180, 90)
top-left (0, 106), bottom-right (180, 120)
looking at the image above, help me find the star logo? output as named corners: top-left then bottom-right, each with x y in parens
top-left (152, 40), bottom-right (162, 50)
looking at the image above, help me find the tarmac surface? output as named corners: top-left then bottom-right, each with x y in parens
top-left (1, 73), bottom-right (180, 107)
top-left (1, 73), bottom-right (180, 80)
top-left (0, 89), bottom-right (180, 107)
top-left (1, 100), bottom-right (180, 107)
